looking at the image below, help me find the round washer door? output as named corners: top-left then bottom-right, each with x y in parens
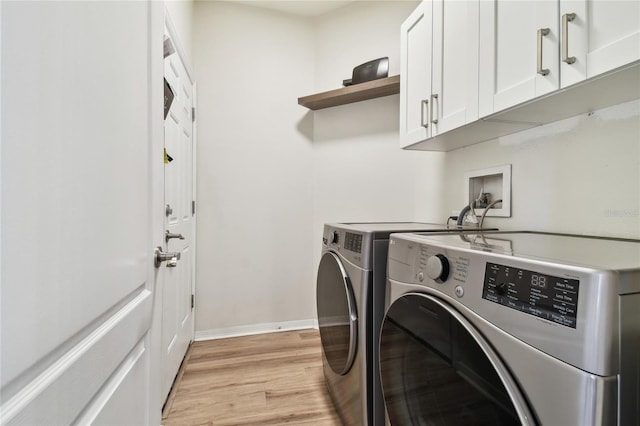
top-left (380, 293), bottom-right (536, 425)
top-left (316, 251), bottom-right (358, 376)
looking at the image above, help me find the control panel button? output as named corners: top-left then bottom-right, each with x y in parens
top-left (417, 272), bottom-right (424, 282)
top-left (426, 254), bottom-right (450, 283)
top-left (455, 286), bottom-right (464, 298)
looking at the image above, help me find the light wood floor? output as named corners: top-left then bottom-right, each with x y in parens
top-left (162, 329), bottom-right (343, 426)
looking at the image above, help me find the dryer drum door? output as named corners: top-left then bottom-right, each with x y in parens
top-left (316, 251), bottom-right (358, 375)
top-left (380, 293), bottom-right (536, 425)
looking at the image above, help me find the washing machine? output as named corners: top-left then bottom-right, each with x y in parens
top-left (380, 231), bottom-right (640, 425)
top-left (316, 223), bottom-right (496, 426)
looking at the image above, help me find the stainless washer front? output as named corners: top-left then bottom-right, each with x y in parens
top-left (380, 231), bottom-right (640, 425)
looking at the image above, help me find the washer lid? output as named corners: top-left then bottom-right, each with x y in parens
top-left (332, 222), bottom-right (494, 236)
top-left (395, 231), bottom-right (640, 271)
top-left (338, 222), bottom-right (441, 232)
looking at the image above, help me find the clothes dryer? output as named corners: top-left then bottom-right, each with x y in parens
top-left (380, 231), bottom-right (640, 425)
top-left (316, 223), bottom-right (495, 426)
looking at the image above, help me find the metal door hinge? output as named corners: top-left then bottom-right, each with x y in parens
top-left (192, 200), bottom-right (196, 216)
top-left (191, 294), bottom-right (195, 309)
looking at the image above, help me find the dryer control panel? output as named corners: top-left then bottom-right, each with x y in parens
top-left (344, 232), bottom-right (363, 253)
top-left (482, 262), bottom-right (580, 328)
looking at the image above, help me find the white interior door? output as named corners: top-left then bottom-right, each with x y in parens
top-left (1, 1), bottom-right (163, 424)
top-left (161, 20), bottom-right (196, 403)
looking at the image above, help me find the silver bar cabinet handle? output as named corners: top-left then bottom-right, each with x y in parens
top-left (420, 99), bottom-right (429, 128)
top-left (430, 94), bottom-right (439, 125)
top-left (537, 28), bottom-right (550, 76)
top-left (562, 13), bottom-right (576, 64)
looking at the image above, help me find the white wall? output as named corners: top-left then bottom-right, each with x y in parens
top-left (310, 0), bottom-right (444, 272)
top-left (192, 1), bottom-right (316, 337)
top-left (192, 0), bottom-right (443, 337)
top-left (441, 100), bottom-right (640, 239)
top-left (313, 1), bottom-right (416, 92)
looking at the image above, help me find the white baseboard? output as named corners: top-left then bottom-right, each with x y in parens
top-left (194, 319), bottom-right (319, 341)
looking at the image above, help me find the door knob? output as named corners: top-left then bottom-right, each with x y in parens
top-left (165, 230), bottom-right (185, 242)
top-left (154, 246), bottom-right (181, 268)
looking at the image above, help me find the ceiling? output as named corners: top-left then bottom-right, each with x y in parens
top-left (232, 1), bottom-right (355, 17)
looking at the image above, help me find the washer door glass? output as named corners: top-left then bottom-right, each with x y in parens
top-left (380, 293), bottom-right (536, 425)
top-left (316, 251), bottom-right (358, 375)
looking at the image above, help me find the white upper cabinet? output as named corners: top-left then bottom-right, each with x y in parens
top-left (401, 0), bottom-right (639, 151)
top-left (479, 1), bottom-right (559, 116)
top-left (479, 0), bottom-right (640, 117)
top-left (400, 1), bottom-right (432, 147)
top-left (560, 0), bottom-right (640, 87)
top-left (432, 0), bottom-right (480, 135)
top-left (400, 0), bottom-right (479, 148)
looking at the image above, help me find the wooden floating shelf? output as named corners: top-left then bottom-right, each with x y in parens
top-left (298, 75), bottom-right (400, 110)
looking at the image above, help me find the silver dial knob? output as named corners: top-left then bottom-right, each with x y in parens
top-left (426, 254), bottom-right (450, 283)
top-left (329, 231), bottom-right (339, 245)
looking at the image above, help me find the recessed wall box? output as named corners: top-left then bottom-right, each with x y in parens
top-left (464, 165), bottom-right (511, 218)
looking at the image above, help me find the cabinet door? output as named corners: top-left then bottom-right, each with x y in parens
top-left (479, 1), bottom-right (559, 117)
top-left (432, 0), bottom-right (479, 135)
top-left (400, 1), bottom-right (433, 148)
top-left (560, 0), bottom-right (640, 88)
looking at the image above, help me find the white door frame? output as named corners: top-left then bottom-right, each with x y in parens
top-left (164, 6), bottom-right (196, 344)
top-left (160, 8), bottom-right (197, 404)
top-left (149, 2), bottom-right (166, 424)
